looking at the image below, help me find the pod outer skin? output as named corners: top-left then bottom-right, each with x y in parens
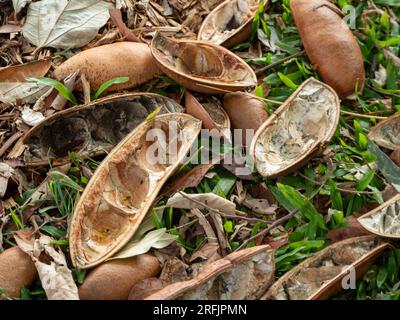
top-left (291, 0), bottom-right (365, 99)
top-left (78, 254), bottom-right (161, 300)
top-left (54, 42), bottom-right (161, 92)
top-left (0, 247), bottom-right (37, 298)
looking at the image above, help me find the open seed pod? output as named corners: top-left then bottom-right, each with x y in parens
top-left (185, 92), bottom-right (231, 139)
top-left (223, 92), bottom-right (269, 146)
top-left (198, 0), bottom-right (263, 48)
top-left (144, 245), bottom-right (275, 300)
top-left (23, 93), bottom-right (184, 166)
top-left (358, 194), bottom-right (400, 239)
top-left (263, 236), bottom-right (389, 300)
top-left (368, 113), bottom-right (400, 150)
top-left (291, 0), bottom-right (365, 99)
top-left (69, 113), bottom-right (201, 269)
top-left (250, 78), bottom-right (340, 178)
top-left (150, 32), bottom-right (257, 94)
top-left (54, 42), bottom-right (161, 92)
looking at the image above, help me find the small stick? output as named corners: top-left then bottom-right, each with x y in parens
top-left (195, 83), bottom-right (283, 105)
top-left (255, 50), bottom-right (306, 75)
top-left (235, 208), bottom-right (299, 251)
top-left (340, 110), bottom-right (387, 120)
top-left (0, 132), bottom-right (23, 158)
top-left (176, 191), bottom-right (269, 224)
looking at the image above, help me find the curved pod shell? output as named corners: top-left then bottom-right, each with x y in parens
top-left (198, 0), bottom-right (263, 48)
top-left (150, 33), bottom-right (257, 94)
top-left (358, 193), bottom-right (400, 239)
top-left (54, 42), bottom-right (161, 92)
top-left (185, 92), bottom-right (231, 139)
top-left (145, 245), bottom-right (275, 300)
top-left (368, 113), bottom-right (400, 150)
top-left (291, 0), bottom-right (365, 98)
top-left (223, 92), bottom-right (269, 145)
top-left (262, 236), bottom-right (389, 300)
top-left (250, 78), bottom-right (340, 178)
top-left (0, 247), bottom-right (37, 298)
top-left (69, 113), bottom-right (202, 269)
top-left (23, 93), bottom-right (184, 166)
top-left (79, 254), bottom-right (161, 300)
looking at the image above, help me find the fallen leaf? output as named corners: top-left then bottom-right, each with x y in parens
top-left (0, 82), bottom-right (49, 104)
top-left (12, 0), bottom-right (30, 13)
top-left (166, 192), bottom-right (236, 214)
top-left (189, 242), bottom-right (220, 262)
top-left (22, 0), bottom-right (113, 49)
top-left (109, 8), bottom-right (138, 42)
top-left (160, 163), bottom-right (215, 197)
top-left (159, 257), bottom-right (189, 283)
top-left (14, 232), bottom-right (79, 300)
top-left (0, 59), bottom-right (51, 83)
top-left (21, 107), bottom-right (45, 126)
top-left (109, 228), bottom-right (177, 260)
top-left (129, 278), bottom-right (168, 300)
top-left (327, 216), bottom-right (371, 243)
top-left (242, 194), bottom-right (278, 215)
top-left (0, 24), bottom-right (22, 33)
top-left (0, 163), bottom-right (14, 197)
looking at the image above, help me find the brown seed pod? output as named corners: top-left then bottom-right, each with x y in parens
top-left (223, 92), bottom-right (269, 145)
top-left (54, 42), bottom-right (161, 92)
top-left (144, 245), bottom-right (275, 300)
top-left (262, 236), bottom-right (389, 300)
top-left (368, 113), bottom-right (400, 150)
top-left (0, 247), bottom-right (37, 298)
top-left (185, 92), bottom-right (231, 139)
top-left (291, 0), bottom-right (365, 98)
top-left (150, 32), bottom-right (257, 94)
top-left (358, 194), bottom-right (400, 239)
top-left (250, 78), bottom-right (340, 178)
top-left (78, 254), bottom-right (161, 300)
top-left (23, 93), bottom-right (184, 166)
top-left (69, 113), bottom-right (202, 269)
top-left (198, 0), bottom-right (263, 48)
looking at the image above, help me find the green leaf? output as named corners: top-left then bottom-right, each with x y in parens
top-left (327, 178), bottom-right (343, 211)
top-left (146, 107), bottom-right (162, 121)
top-left (278, 72), bottom-right (298, 90)
top-left (26, 77), bottom-right (77, 104)
top-left (93, 77), bottom-right (129, 99)
top-left (368, 139), bottom-right (400, 192)
top-left (224, 220), bottom-right (234, 233)
top-left (356, 169), bottom-right (375, 191)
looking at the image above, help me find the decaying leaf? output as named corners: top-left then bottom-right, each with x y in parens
top-left (150, 32), bottom-right (257, 94)
top-left (145, 245), bottom-right (274, 300)
top-left (223, 92), bottom-right (269, 145)
top-left (262, 236), bottom-right (389, 300)
top-left (291, 0), bottom-right (365, 98)
top-left (250, 78), bottom-right (340, 178)
top-left (0, 59), bottom-right (52, 104)
top-left (0, 58), bottom-right (51, 83)
top-left (368, 113), bottom-right (400, 150)
top-left (327, 216), bottom-right (371, 243)
top-left (358, 194), bottom-right (400, 238)
top-left (160, 163), bottom-right (215, 197)
top-left (15, 232), bottom-right (79, 300)
top-left (185, 92), bottom-right (231, 139)
top-left (54, 42), bottom-right (161, 92)
top-left (22, 0), bottom-right (113, 49)
top-left (198, 0), bottom-right (261, 48)
top-left (109, 228), bottom-right (177, 260)
top-left (0, 162), bottom-right (14, 197)
top-left (69, 114), bottom-right (201, 269)
top-left (23, 93), bottom-right (184, 166)
top-left (165, 192), bottom-right (236, 214)
top-left (21, 107), bottom-right (45, 127)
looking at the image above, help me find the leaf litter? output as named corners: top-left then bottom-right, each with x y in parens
top-left (0, 0), bottom-right (399, 301)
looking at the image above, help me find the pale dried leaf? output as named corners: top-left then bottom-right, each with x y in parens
top-left (14, 233), bottom-right (79, 300)
top-left (12, 0), bottom-right (30, 13)
top-left (109, 228), bottom-right (177, 260)
top-left (166, 192), bottom-right (236, 214)
top-left (0, 82), bottom-right (49, 104)
top-left (0, 163), bottom-right (14, 197)
top-left (21, 107), bottom-right (45, 126)
top-left (22, 0), bottom-right (113, 49)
